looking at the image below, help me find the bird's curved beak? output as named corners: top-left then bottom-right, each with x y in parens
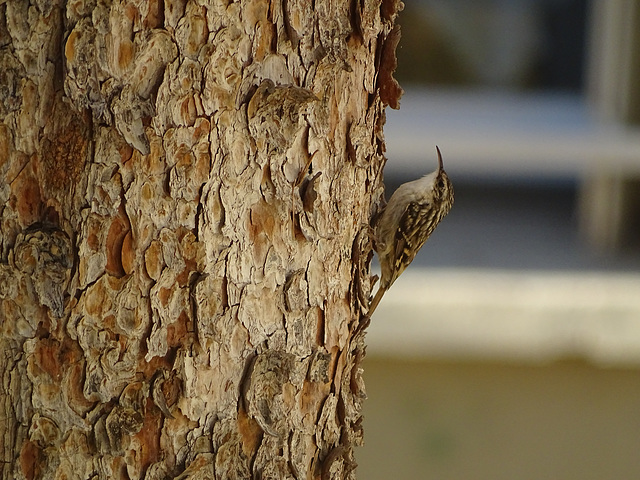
top-left (435, 145), bottom-right (443, 172)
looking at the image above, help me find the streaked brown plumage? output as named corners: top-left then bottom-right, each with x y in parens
top-left (369, 146), bottom-right (454, 315)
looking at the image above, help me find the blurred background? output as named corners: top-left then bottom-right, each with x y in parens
top-left (359, 0), bottom-right (640, 478)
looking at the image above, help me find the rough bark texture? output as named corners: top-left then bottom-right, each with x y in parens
top-left (0, 0), bottom-right (403, 478)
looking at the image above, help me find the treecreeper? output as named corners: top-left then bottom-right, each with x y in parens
top-left (369, 146), bottom-right (454, 315)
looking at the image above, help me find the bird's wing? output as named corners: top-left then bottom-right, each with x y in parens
top-left (392, 200), bottom-right (430, 281)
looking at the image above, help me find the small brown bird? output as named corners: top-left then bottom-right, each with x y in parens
top-left (369, 146), bottom-right (454, 315)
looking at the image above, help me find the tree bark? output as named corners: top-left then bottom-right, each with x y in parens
top-left (0, 0), bottom-right (403, 478)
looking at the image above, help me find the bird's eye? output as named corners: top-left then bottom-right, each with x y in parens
top-left (438, 181), bottom-right (445, 188)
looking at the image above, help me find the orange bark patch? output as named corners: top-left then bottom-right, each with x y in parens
top-left (144, 240), bottom-right (164, 280)
top-left (379, 24), bottom-right (403, 109)
top-left (249, 200), bottom-right (275, 238)
top-left (11, 162), bottom-right (42, 226)
top-left (143, 0), bottom-right (163, 29)
top-left (157, 287), bottom-right (171, 307)
top-left (121, 231), bottom-right (135, 275)
top-left (238, 406), bottom-right (263, 458)
top-left (179, 230), bottom-right (204, 274)
top-left (119, 143), bottom-right (134, 163)
top-left (192, 118), bottom-right (210, 139)
top-left (176, 265), bottom-right (191, 287)
top-left (34, 338), bottom-right (62, 381)
top-left (87, 231), bottom-right (100, 251)
top-left (0, 124), bottom-right (9, 169)
top-left (84, 279), bottom-right (110, 317)
top-left (134, 401), bottom-right (162, 470)
top-left (105, 209), bottom-right (131, 277)
top-left (179, 96), bottom-right (197, 126)
top-left (253, 21), bottom-right (274, 61)
top-left (124, 2), bottom-right (138, 22)
top-left (65, 30), bottom-right (79, 61)
top-left (167, 310), bottom-right (190, 347)
top-left (141, 355), bottom-right (173, 377)
top-left (160, 374), bottom-right (181, 407)
top-left (66, 361), bottom-right (96, 415)
top-left (299, 380), bottom-right (326, 419)
top-left (117, 41), bottom-right (135, 71)
top-left (141, 182), bottom-right (154, 201)
top-left (19, 440), bottom-right (43, 480)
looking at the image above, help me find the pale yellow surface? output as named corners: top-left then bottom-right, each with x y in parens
top-left (359, 358), bottom-right (640, 480)
top-left (368, 269), bottom-right (640, 365)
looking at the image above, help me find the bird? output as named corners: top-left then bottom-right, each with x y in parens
top-left (369, 146), bottom-right (454, 316)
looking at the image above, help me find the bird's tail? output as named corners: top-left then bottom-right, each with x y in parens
top-left (367, 285), bottom-right (387, 317)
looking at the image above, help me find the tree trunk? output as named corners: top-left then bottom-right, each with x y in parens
top-left (0, 0), bottom-right (403, 478)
